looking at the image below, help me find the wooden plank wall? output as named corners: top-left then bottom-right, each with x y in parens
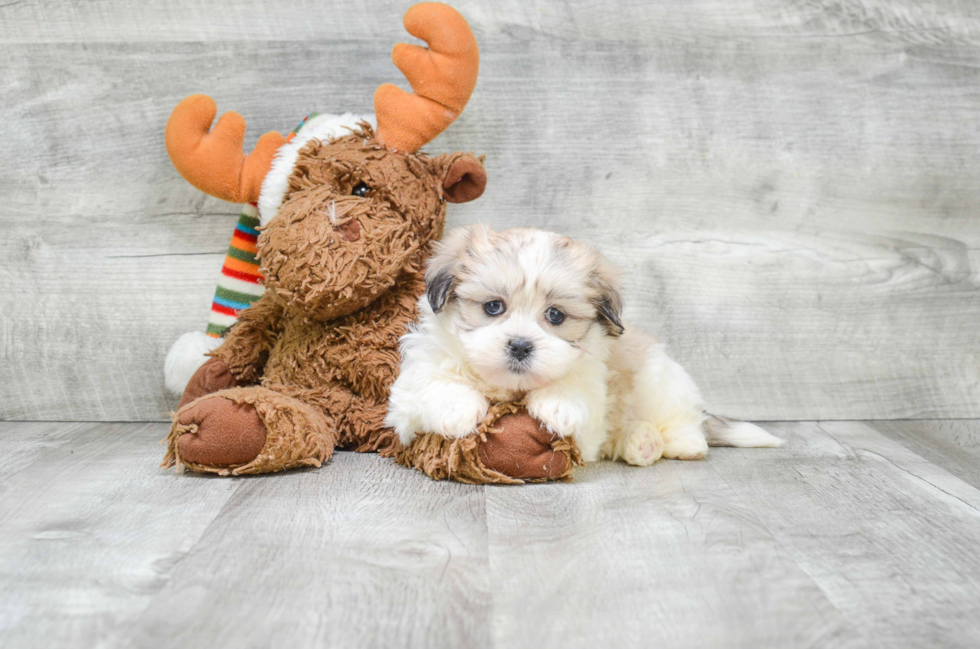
top-left (2, 0), bottom-right (978, 421)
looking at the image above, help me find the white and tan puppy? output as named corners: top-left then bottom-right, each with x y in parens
top-left (386, 225), bottom-right (783, 465)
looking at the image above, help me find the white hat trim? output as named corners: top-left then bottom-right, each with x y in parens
top-left (257, 113), bottom-right (376, 226)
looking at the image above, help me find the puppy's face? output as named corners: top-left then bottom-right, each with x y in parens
top-left (426, 226), bottom-right (624, 392)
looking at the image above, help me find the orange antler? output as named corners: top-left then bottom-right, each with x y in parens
top-left (165, 94), bottom-right (286, 204)
top-left (374, 3), bottom-right (480, 153)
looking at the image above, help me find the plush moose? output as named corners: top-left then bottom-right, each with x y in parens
top-left (161, 3), bottom-right (581, 483)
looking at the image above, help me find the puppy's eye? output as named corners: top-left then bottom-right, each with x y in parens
top-left (352, 182), bottom-right (369, 197)
top-left (546, 307), bottom-right (565, 325)
top-left (484, 300), bottom-right (506, 316)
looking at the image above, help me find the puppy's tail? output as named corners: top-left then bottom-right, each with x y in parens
top-left (704, 415), bottom-right (784, 448)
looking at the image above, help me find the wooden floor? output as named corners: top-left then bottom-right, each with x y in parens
top-left (0, 421), bottom-right (978, 648)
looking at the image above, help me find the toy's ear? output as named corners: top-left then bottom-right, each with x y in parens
top-left (429, 153), bottom-right (487, 203)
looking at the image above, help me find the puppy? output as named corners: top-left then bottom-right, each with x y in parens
top-left (386, 225), bottom-right (783, 465)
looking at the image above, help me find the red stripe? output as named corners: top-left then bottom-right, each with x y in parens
top-left (232, 230), bottom-right (258, 245)
top-left (211, 302), bottom-right (238, 316)
top-left (221, 266), bottom-right (263, 283)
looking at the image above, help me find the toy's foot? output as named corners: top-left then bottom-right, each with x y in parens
top-left (396, 405), bottom-right (583, 484)
top-left (478, 411), bottom-right (572, 480)
top-left (163, 386), bottom-right (337, 476)
top-left (178, 357), bottom-right (239, 409)
top-left (174, 395), bottom-right (267, 467)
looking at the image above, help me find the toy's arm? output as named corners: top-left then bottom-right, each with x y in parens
top-left (209, 293), bottom-right (284, 384)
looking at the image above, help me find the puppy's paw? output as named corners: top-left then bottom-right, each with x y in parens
top-left (661, 427), bottom-right (709, 460)
top-left (430, 386), bottom-right (489, 439)
top-left (621, 421), bottom-right (664, 467)
top-left (527, 394), bottom-right (590, 438)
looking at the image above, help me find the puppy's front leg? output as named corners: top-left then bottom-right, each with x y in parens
top-left (526, 361), bottom-right (607, 462)
top-left (387, 371), bottom-right (488, 445)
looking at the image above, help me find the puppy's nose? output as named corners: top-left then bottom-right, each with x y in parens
top-left (507, 338), bottom-right (534, 361)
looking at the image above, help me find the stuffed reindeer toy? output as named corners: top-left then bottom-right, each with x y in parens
top-left (161, 3), bottom-right (581, 483)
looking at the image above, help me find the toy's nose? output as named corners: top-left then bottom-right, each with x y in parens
top-left (335, 219), bottom-right (360, 242)
top-left (507, 338), bottom-right (534, 361)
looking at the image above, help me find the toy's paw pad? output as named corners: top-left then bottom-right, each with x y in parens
top-left (175, 395), bottom-right (266, 467)
top-left (479, 411), bottom-right (569, 480)
top-left (621, 421), bottom-right (664, 466)
top-left (179, 357), bottom-right (239, 409)
top-left (661, 428), bottom-right (709, 461)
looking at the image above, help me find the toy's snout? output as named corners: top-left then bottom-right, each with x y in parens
top-left (258, 187), bottom-right (422, 322)
top-left (335, 219), bottom-right (360, 242)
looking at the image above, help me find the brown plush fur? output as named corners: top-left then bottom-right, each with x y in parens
top-left (164, 127), bottom-right (476, 470)
top-left (163, 125), bottom-right (578, 483)
top-left (164, 387), bottom-right (335, 476)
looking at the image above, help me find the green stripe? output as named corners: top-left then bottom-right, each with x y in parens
top-left (206, 323), bottom-right (229, 336)
top-left (215, 285), bottom-right (263, 305)
top-left (238, 213), bottom-right (260, 229)
top-left (226, 245), bottom-right (259, 264)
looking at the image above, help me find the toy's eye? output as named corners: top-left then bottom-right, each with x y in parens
top-left (352, 182), bottom-right (369, 197)
top-left (484, 300), bottom-right (506, 316)
top-left (546, 307), bottom-right (565, 325)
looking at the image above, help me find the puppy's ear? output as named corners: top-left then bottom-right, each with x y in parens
top-left (591, 254), bottom-right (625, 337)
top-left (428, 153), bottom-right (487, 204)
top-left (426, 264), bottom-right (455, 313)
top-left (426, 225), bottom-right (488, 313)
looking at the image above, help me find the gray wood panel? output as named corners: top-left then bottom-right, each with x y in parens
top-left (4, 420), bottom-right (980, 647)
top-left (2, 0), bottom-right (979, 420)
top-left (112, 452), bottom-right (492, 649)
top-left (710, 421), bottom-right (980, 649)
top-left (0, 422), bottom-right (242, 647)
top-left (2, 0), bottom-right (979, 44)
top-left (485, 459), bottom-right (859, 648)
top-left (0, 422), bottom-right (94, 479)
top-left (871, 419), bottom-right (980, 490)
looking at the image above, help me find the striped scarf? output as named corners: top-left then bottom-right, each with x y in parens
top-left (206, 203), bottom-right (264, 338)
top-left (203, 114), bottom-right (324, 338)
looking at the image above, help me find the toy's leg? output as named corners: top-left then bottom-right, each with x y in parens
top-left (345, 396), bottom-right (399, 454)
top-left (397, 403), bottom-right (583, 485)
top-left (268, 384), bottom-right (400, 454)
top-left (177, 357), bottom-right (241, 409)
top-left (162, 386), bottom-right (337, 476)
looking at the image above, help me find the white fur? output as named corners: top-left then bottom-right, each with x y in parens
top-left (704, 416), bottom-right (784, 448)
top-left (257, 112), bottom-right (376, 226)
top-left (386, 226), bottom-right (785, 464)
top-left (164, 331), bottom-right (222, 395)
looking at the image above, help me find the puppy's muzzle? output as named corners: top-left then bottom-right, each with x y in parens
top-left (507, 338), bottom-right (534, 362)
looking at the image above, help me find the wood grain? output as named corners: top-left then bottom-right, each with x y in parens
top-left (113, 452), bottom-right (492, 649)
top-left (2, 0), bottom-right (980, 420)
top-left (710, 421), bottom-right (980, 649)
top-left (2, 0), bottom-right (979, 44)
top-left (0, 422), bottom-right (242, 647)
top-left (0, 422), bottom-right (95, 480)
top-left (870, 419), bottom-right (980, 490)
top-left (2, 420), bottom-right (980, 647)
top-left (485, 456), bottom-right (860, 649)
